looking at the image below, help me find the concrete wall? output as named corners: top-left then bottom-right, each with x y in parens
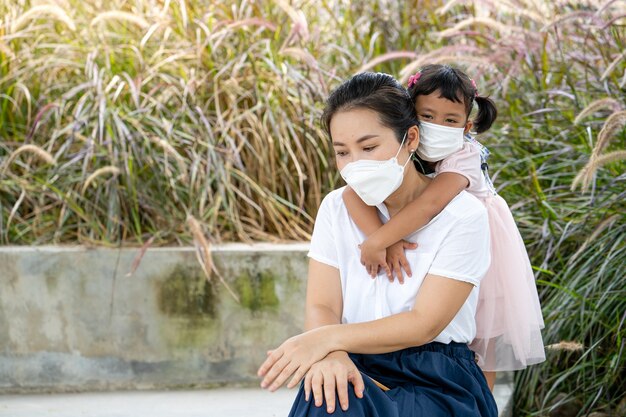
top-left (0, 245), bottom-right (309, 393)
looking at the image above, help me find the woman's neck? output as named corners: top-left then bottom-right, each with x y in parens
top-left (384, 168), bottom-right (432, 217)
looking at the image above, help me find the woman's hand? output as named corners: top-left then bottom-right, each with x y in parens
top-left (304, 351), bottom-right (364, 414)
top-left (359, 238), bottom-right (389, 278)
top-left (257, 328), bottom-right (333, 391)
top-left (385, 240), bottom-right (417, 284)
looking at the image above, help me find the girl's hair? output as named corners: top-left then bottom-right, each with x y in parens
top-left (408, 64), bottom-right (497, 134)
top-left (321, 72), bottom-right (430, 173)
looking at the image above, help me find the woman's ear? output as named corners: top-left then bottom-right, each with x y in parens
top-left (407, 125), bottom-right (420, 150)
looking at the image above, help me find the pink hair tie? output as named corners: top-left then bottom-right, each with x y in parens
top-left (407, 72), bottom-right (421, 88)
top-left (470, 79), bottom-right (479, 97)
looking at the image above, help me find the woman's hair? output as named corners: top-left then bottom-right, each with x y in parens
top-left (407, 64), bottom-right (497, 134)
top-left (322, 72), bottom-right (417, 141)
top-left (321, 72), bottom-right (430, 173)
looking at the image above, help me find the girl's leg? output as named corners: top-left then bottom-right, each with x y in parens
top-left (483, 371), bottom-right (496, 391)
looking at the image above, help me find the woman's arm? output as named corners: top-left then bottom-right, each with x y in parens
top-left (259, 201), bottom-right (490, 389)
top-left (258, 273), bottom-right (474, 389)
top-left (258, 259), bottom-right (344, 386)
top-left (324, 273), bottom-right (473, 353)
top-left (304, 259), bottom-right (343, 330)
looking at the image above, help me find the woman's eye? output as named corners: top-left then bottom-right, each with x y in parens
top-left (335, 151), bottom-right (348, 157)
top-left (363, 146), bottom-right (377, 152)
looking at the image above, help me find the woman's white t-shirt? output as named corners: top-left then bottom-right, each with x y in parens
top-left (308, 186), bottom-right (491, 344)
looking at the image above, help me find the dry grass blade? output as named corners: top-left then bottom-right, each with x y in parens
top-left (81, 166), bottom-right (121, 193)
top-left (187, 215), bottom-right (239, 303)
top-left (545, 341), bottom-right (585, 352)
top-left (437, 17), bottom-right (513, 39)
top-left (90, 11), bottom-right (150, 29)
top-left (570, 214), bottom-right (620, 261)
top-left (126, 235), bottom-right (156, 277)
top-left (11, 4), bottom-right (76, 32)
top-left (601, 51), bottom-right (626, 80)
top-left (571, 149), bottom-right (626, 191)
top-left (435, 0), bottom-right (462, 16)
top-left (0, 39), bottom-right (16, 59)
top-left (588, 149), bottom-right (626, 170)
top-left (274, 0), bottom-right (309, 41)
top-left (593, 110), bottom-right (626, 157)
top-left (1, 144), bottom-right (56, 174)
top-left (5, 188), bottom-right (26, 238)
top-left (574, 98), bottom-right (622, 124)
top-left (541, 10), bottom-right (597, 31)
top-left (358, 51), bottom-right (419, 74)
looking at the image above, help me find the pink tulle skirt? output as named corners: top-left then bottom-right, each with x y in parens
top-left (469, 194), bottom-right (546, 371)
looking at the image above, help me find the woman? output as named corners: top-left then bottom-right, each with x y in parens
top-left (258, 72), bottom-right (498, 416)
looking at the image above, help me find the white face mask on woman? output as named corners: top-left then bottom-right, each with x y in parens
top-left (416, 121), bottom-right (465, 162)
top-left (339, 133), bottom-right (414, 206)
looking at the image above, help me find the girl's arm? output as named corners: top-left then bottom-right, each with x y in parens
top-left (364, 172), bottom-right (468, 251)
top-left (345, 186), bottom-right (419, 279)
top-left (342, 186), bottom-right (381, 236)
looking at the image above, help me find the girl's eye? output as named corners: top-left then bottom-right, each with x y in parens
top-left (445, 119), bottom-right (458, 124)
top-left (419, 114), bottom-right (433, 120)
top-left (363, 146), bottom-right (377, 152)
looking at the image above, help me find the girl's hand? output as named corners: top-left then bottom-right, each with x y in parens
top-left (257, 329), bottom-right (332, 391)
top-left (358, 238), bottom-right (390, 278)
top-left (304, 351), bottom-right (364, 414)
top-left (386, 240), bottom-right (417, 284)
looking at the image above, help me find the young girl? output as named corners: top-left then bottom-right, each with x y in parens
top-left (343, 64), bottom-right (546, 389)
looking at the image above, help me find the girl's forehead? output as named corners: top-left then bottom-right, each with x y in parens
top-left (415, 91), bottom-right (466, 112)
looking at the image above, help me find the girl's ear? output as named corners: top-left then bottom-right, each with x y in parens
top-left (464, 120), bottom-right (473, 134)
top-left (407, 125), bottom-right (420, 150)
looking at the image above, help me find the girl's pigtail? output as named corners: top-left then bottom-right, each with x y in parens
top-left (473, 95), bottom-right (498, 133)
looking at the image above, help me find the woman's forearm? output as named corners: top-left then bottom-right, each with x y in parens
top-left (324, 310), bottom-right (437, 354)
top-left (321, 275), bottom-right (474, 355)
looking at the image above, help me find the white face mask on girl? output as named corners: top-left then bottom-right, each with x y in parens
top-left (416, 121), bottom-right (465, 162)
top-left (339, 133), bottom-right (414, 206)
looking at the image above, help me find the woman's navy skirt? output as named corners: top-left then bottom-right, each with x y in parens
top-left (288, 342), bottom-right (498, 416)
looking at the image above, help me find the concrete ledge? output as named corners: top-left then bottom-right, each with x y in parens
top-left (1, 245), bottom-right (308, 393)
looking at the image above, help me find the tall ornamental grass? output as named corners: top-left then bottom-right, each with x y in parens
top-left (0, 0), bottom-right (624, 414)
top-left (428, 2), bottom-right (625, 414)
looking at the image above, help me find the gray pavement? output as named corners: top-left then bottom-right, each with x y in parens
top-left (0, 385), bottom-right (512, 416)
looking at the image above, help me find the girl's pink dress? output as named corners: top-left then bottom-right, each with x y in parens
top-left (436, 140), bottom-right (546, 371)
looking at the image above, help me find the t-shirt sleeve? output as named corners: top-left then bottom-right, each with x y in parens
top-left (427, 202), bottom-right (491, 286)
top-left (435, 143), bottom-right (483, 190)
top-left (307, 193), bottom-right (340, 269)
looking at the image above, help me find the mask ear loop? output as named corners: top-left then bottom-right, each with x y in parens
top-left (394, 131), bottom-right (416, 169)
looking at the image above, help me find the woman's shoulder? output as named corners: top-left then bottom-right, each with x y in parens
top-left (316, 187), bottom-right (348, 216)
top-left (440, 191), bottom-right (487, 223)
top-left (321, 186), bottom-right (347, 205)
